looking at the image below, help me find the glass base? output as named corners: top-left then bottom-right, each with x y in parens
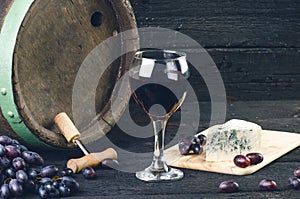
top-left (135, 166), bottom-right (184, 182)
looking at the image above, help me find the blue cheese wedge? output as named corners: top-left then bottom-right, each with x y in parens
top-left (206, 119), bottom-right (262, 162)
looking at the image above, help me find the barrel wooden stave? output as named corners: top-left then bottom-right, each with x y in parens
top-left (0, 0), bottom-right (137, 148)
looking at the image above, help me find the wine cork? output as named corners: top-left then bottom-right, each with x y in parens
top-left (54, 112), bottom-right (80, 143)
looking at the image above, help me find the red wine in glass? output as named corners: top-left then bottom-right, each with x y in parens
top-left (128, 50), bottom-right (189, 182)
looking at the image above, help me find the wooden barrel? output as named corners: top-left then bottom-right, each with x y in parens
top-left (0, 0), bottom-right (137, 149)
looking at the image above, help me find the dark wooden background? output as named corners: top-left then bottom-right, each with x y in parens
top-left (130, 0), bottom-right (300, 101)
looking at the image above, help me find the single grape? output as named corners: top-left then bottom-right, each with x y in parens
top-left (61, 168), bottom-right (73, 177)
top-left (59, 185), bottom-right (71, 197)
top-left (22, 151), bottom-right (44, 166)
top-left (18, 145), bottom-right (28, 152)
top-left (191, 136), bottom-right (200, 144)
top-left (0, 157), bottom-right (11, 168)
top-left (12, 157), bottom-right (26, 170)
top-left (44, 182), bottom-right (56, 192)
top-left (37, 177), bottom-right (53, 186)
top-left (294, 167), bottom-right (300, 178)
top-left (16, 170), bottom-right (29, 184)
top-left (0, 144), bottom-right (6, 157)
top-left (0, 184), bottom-right (11, 199)
top-left (246, 153), bottom-right (263, 165)
top-left (48, 188), bottom-right (60, 198)
top-left (259, 179), bottom-right (277, 191)
top-left (38, 187), bottom-right (49, 199)
top-left (52, 180), bottom-right (61, 189)
top-left (197, 134), bottom-right (207, 145)
top-left (4, 167), bottom-right (16, 178)
top-left (40, 165), bottom-right (59, 178)
top-left (27, 168), bottom-right (39, 180)
top-left (82, 167), bottom-right (96, 179)
top-left (101, 159), bottom-right (120, 170)
top-left (8, 179), bottom-right (23, 196)
top-left (219, 181), bottom-right (239, 193)
top-left (288, 177), bottom-right (300, 190)
top-left (61, 176), bottom-right (79, 192)
top-left (233, 155), bottom-right (251, 168)
top-left (0, 136), bottom-right (12, 145)
top-left (178, 138), bottom-right (192, 155)
top-left (5, 145), bottom-right (21, 159)
top-left (190, 142), bottom-right (203, 155)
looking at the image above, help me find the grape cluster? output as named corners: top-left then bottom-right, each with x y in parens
top-left (0, 135), bottom-right (80, 198)
top-left (178, 134), bottom-right (207, 155)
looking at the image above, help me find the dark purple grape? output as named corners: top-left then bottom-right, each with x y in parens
top-left (22, 151), bottom-right (44, 166)
top-left (38, 187), bottom-right (49, 199)
top-left (38, 177), bottom-right (52, 185)
top-left (219, 181), bottom-right (239, 193)
top-left (12, 157), bottom-right (26, 170)
top-left (197, 134), bottom-right (207, 145)
top-left (191, 136), bottom-right (200, 144)
top-left (4, 167), bottom-right (16, 178)
top-left (18, 145), bottom-right (28, 152)
top-left (53, 180), bottom-right (61, 189)
top-left (44, 182), bottom-right (55, 192)
top-left (27, 168), bottom-right (39, 180)
top-left (288, 177), bottom-right (300, 190)
top-left (190, 143), bottom-right (203, 155)
top-left (178, 138), bottom-right (192, 155)
top-left (101, 159), bottom-right (120, 169)
top-left (48, 188), bottom-right (60, 198)
top-left (233, 155), bottom-right (251, 168)
top-left (0, 136), bottom-right (12, 145)
top-left (0, 144), bottom-right (6, 157)
top-left (0, 184), bottom-right (11, 199)
top-left (5, 145), bottom-right (21, 159)
top-left (40, 165), bottom-right (59, 178)
top-left (294, 167), bottom-right (300, 178)
top-left (82, 167), bottom-right (96, 179)
top-left (59, 185), bottom-right (71, 197)
top-left (246, 153), bottom-right (263, 165)
top-left (0, 157), bottom-right (11, 168)
top-left (16, 170), bottom-right (29, 184)
top-left (8, 179), bottom-right (23, 196)
top-left (259, 179), bottom-right (277, 191)
top-left (61, 168), bottom-right (73, 177)
top-left (61, 176), bottom-right (79, 192)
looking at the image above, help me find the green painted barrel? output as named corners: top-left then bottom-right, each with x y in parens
top-left (0, 0), bottom-right (137, 149)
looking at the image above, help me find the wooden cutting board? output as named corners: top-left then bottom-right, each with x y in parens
top-left (165, 129), bottom-right (300, 175)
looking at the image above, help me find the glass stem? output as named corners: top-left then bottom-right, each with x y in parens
top-left (151, 119), bottom-right (169, 172)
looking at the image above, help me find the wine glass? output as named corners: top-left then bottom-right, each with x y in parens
top-left (128, 49), bottom-right (190, 182)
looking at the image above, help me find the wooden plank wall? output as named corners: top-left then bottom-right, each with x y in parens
top-left (130, 0), bottom-right (300, 101)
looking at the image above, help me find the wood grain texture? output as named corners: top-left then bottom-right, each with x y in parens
top-left (0, 0), bottom-right (137, 148)
top-left (191, 48), bottom-right (300, 101)
top-left (130, 0), bottom-right (300, 101)
top-left (131, 0), bottom-right (300, 47)
top-left (0, 0), bottom-right (13, 30)
top-left (165, 129), bottom-right (300, 175)
top-left (13, 100), bottom-right (300, 198)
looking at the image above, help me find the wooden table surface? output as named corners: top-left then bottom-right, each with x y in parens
top-left (33, 100), bottom-right (300, 199)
